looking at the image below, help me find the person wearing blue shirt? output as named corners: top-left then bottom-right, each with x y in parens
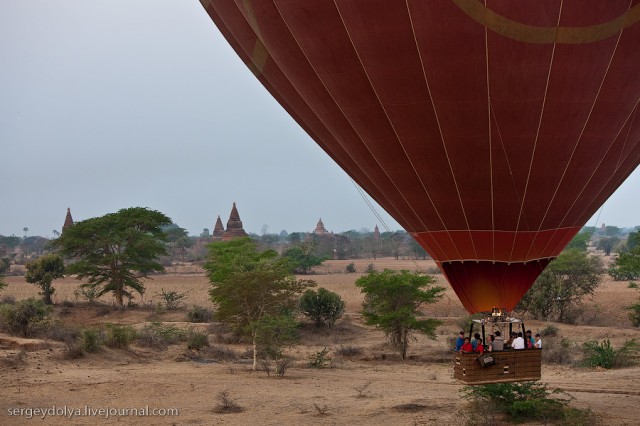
top-left (455, 331), bottom-right (465, 351)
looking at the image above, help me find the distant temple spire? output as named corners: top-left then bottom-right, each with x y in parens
top-left (212, 215), bottom-right (225, 240)
top-left (314, 218), bottom-right (328, 235)
top-left (222, 202), bottom-right (248, 241)
top-left (62, 207), bottom-right (74, 232)
top-left (374, 225), bottom-right (380, 240)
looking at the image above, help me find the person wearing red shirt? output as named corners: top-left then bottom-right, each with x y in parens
top-left (460, 337), bottom-right (473, 352)
top-left (475, 338), bottom-right (484, 354)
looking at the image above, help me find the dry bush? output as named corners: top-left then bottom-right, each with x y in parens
top-left (212, 391), bottom-right (243, 414)
top-left (543, 337), bottom-right (576, 365)
top-left (199, 345), bottom-right (238, 361)
top-left (313, 403), bottom-right (329, 416)
top-left (336, 345), bottom-right (363, 357)
top-left (392, 403), bottom-right (427, 412)
top-left (352, 381), bottom-right (373, 398)
top-left (1, 350), bottom-right (27, 368)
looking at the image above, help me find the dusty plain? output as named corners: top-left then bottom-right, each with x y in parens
top-left (1, 257), bottom-right (639, 425)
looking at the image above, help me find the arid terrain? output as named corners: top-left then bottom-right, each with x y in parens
top-left (1, 258), bottom-right (639, 425)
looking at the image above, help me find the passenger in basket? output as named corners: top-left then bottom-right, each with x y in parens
top-left (526, 330), bottom-right (535, 348)
top-left (493, 331), bottom-right (504, 351)
top-left (512, 332), bottom-right (525, 350)
top-left (455, 330), bottom-right (465, 352)
top-left (534, 333), bottom-right (543, 349)
top-left (460, 337), bottom-right (473, 353)
top-left (505, 332), bottom-right (516, 349)
top-left (475, 338), bottom-right (484, 354)
top-left (487, 335), bottom-right (494, 352)
top-left (471, 333), bottom-right (481, 350)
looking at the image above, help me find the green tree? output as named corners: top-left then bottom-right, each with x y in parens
top-left (299, 288), bottom-right (345, 327)
top-left (627, 228), bottom-right (640, 251)
top-left (517, 249), bottom-right (604, 322)
top-left (609, 249), bottom-right (640, 280)
top-left (205, 238), bottom-right (315, 370)
top-left (596, 237), bottom-right (620, 256)
top-left (52, 207), bottom-right (171, 306)
top-left (0, 257), bottom-right (9, 292)
top-left (565, 231), bottom-right (591, 251)
top-left (356, 269), bottom-right (445, 360)
top-left (25, 254), bottom-right (65, 304)
top-left (283, 241), bottom-right (327, 274)
top-left (605, 225), bottom-right (621, 237)
top-left (249, 314), bottom-right (299, 361)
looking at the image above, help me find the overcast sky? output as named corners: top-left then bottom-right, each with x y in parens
top-left (1, 1), bottom-right (638, 239)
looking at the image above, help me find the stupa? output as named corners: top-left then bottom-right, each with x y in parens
top-left (62, 208), bottom-right (74, 232)
top-left (314, 218), bottom-right (329, 235)
top-left (373, 225), bottom-right (380, 240)
top-left (221, 202), bottom-right (248, 241)
top-left (212, 215), bottom-right (225, 240)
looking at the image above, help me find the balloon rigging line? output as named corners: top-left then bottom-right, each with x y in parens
top-left (405, 0), bottom-right (471, 261)
top-left (272, 0), bottom-right (445, 257)
top-left (335, 0), bottom-right (460, 259)
top-left (539, 97), bottom-right (640, 257)
top-left (484, 0), bottom-right (495, 262)
top-left (510, 0), bottom-right (563, 262)
top-left (526, 2), bottom-right (629, 261)
top-left (351, 177), bottom-right (464, 308)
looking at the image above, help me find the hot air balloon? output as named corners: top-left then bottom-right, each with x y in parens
top-left (200, 1), bottom-right (640, 382)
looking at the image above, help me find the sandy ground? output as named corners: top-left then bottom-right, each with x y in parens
top-left (1, 258), bottom-right (640, 425)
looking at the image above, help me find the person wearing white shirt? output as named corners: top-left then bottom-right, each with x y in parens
top-left (512, 332), bottom-right (525, 350)
top-left (534, 333), bottom-right (543, 349)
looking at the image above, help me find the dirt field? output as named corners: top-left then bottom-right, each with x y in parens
top-left (1, 258), bottom-right (639, 425)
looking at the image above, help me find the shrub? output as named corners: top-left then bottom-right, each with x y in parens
top-left (627, 299), bottom-right (640, 327)
top-left (82, 328), bottom-right (103, 353)
top-left (543, 338), bottom-right (575, 365)
top-left (212, 391), bottom-right (243, 414)
top-left (540, 325), bottom-right (559, 337)
top-left (187, 306), bottom-right (214, 323)
top-left (345, 263), bottom-right (356, 273)
top-left (46, 323), bottom-right (80, 343)
top-left (299, 288), bottom-right (345, 327)
top-left (137, 322), bottom-right (186, 349)
top-left (336, 345), bottom-right (363, 357)
top-left (366, 263), bottom-right (375, 272)
top-left (0, 298), bottom-right (52, 337)
top-left (187, 330), bottom-right (209, 350)
top-left (1, 295), bottom-right (16, 305)
top-left (462, 382), bottom-right (596, 424)
top-left (104, 324), bottom-right (137, 348)
top-left (308, 347), bottom-right (331, 368)
top-left (628, 281), bottom-right (638, 289)
top-left (582, 339), bottom-right (638, 369)
top-left (74, 286), bottom-right (100, 305)
top-left (156, 288), bottom-right (189, 309)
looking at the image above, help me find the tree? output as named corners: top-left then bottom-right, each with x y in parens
top-left (23, 227), bottom-right (29, 238)
top-left (283, 241), bottom-right (327, 274)
top-left (299, 288), bottom-right (345, 327)
top-left (52, 207), bottom-right (171, 306)
top-left (609, 250), bottom-right (640, 280)
top-left (356, 269), bottom-right (445, 360)
top-left (0, 257), bottom-right (9, 292)
top-left (596, 237), bottom-right (620, 256)
top-left (565, 231), bottom-right (591, 251)
top-left (605, 225), bottom-right (621, 237)
top-left (25, 254), bottom-right (65, 304)
top-left (204, 238), bottom-right (315, 370)
top-left (517, 249), bottom-right (604, 322)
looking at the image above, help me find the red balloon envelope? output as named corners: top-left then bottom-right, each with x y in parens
top-left (200, 0), bottom-right (640, 313)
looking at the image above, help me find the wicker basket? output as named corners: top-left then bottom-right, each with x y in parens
top-left (453, 349), bottom-right (541, 384)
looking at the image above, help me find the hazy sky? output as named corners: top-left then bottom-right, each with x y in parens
top-left (1, 1), bottom-right (638, 238)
